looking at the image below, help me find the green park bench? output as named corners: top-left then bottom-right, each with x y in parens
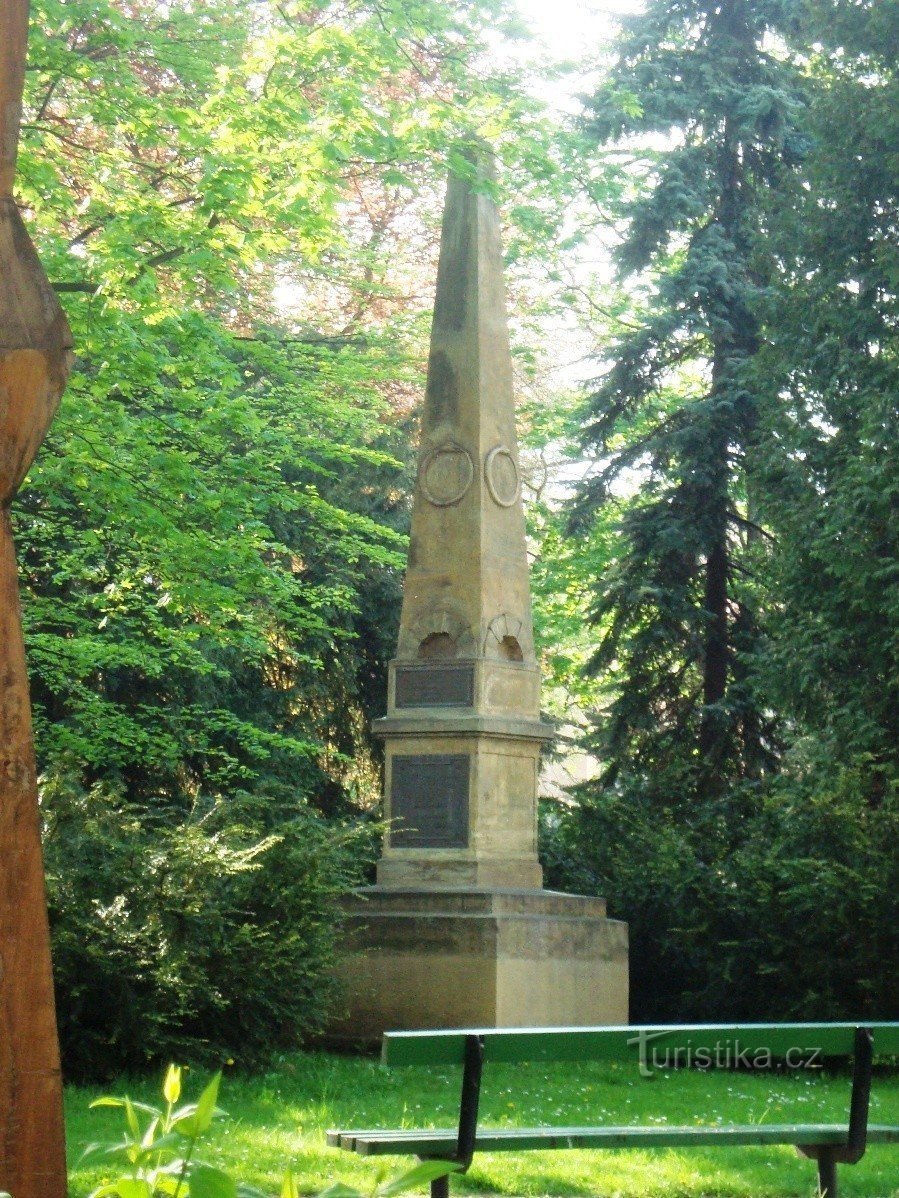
top-left (328, 1022), bottom-right (899, 1198)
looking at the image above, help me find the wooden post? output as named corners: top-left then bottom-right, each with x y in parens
top-left (0, 2), bottom-right (72, 1194)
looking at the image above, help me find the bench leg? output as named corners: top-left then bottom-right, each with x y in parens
top-left (430, 1174), bottom-right (450, 1198)
top-left (817, 1148), bottom-right (838, 1198)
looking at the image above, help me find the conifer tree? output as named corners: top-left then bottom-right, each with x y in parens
top-left (753, 0), bottom-right (899, 788)
top-left (572, 0), bottom-right (806, 805)
top-left (546, 0), bottom-right (899, 1024)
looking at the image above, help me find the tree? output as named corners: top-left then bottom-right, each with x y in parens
top-left (543, 0), bottom-right (899, 1023)
top-left (14, 0), bottom-right (577, 1071)
top-left (752, 0), bottom-right (899, 792)
top-left (549, 0), bottom-right (809, 1018)
top-left (570, 0), bottom-right (806, 805)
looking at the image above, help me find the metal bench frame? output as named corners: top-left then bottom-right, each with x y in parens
top-left (798, 1026), bottom-right (872, 1197)
top-left (330, 1024), bottom-right (896, 1198)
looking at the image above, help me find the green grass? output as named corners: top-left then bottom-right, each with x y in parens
top-left (65, 1053), bottom-right (899, 1198)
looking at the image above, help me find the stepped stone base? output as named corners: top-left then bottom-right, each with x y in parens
top-left (329, 887), bottom-right (629, 1042)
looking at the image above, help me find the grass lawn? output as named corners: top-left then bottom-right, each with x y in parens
top-left (66, 1052), bottom-right (899, 1198)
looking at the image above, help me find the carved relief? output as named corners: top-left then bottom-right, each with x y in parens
top-left (484, 444), bottom-right (520, 507)
top-left (401, 607), bottom-right (478, 660)
top-left (484, 612), bottom-right (525, 661)
top-left (419, 440), bottom-right (473, 506)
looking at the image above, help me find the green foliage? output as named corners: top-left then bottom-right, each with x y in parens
top-left (45, 772), bottom-right (377, 1078)
top-left (80, 1065), bottom-right (459, 1198)
top-left (14, 0), bottom-right (588, 1076)
top-left (20, 326), bottom-right (408, 802)
top-left (82, 1067), bottom-right (235, 1197)
top-left (523, 392), bottom-right (612, 722)
top-left (751, 0), bottom-right (899, 779)
top-left (543, 755), bottom-right (899, 1021)
top-left (16, 0), bottom-right (899, 1051)
top-left (571, 0), bottom-right (806, 798)
top-left (546, 0), bottom-right (899, 1024)
top-left (317, 1162), bottom-right (462, 1198)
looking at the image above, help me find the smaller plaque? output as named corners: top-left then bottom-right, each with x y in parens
top-left (395, 664), bottom-right (474, 708)
top-left (390, 754), bottom-right (469, 848)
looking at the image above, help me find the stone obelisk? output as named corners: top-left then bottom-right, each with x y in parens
top-left (0, 3), bottom-right (71, 1194)
top-left (375, 155), bottom-right (547, 890)
top-left (331, 155), bottom-right (628, 1039)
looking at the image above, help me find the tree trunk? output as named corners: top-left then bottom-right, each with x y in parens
top-left (698, 342), bottom-right (733, 772)
top-left (0, 3), bottom-right (71, 1193)
top-left (0, 513), bottom-right (68, 1198)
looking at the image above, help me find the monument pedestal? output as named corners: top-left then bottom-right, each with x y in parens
top-left (330, 887), bottom-right (628, 1042)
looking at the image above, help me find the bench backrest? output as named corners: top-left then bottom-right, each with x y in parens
top-left (382, 1022), bottom-right (899, 1067)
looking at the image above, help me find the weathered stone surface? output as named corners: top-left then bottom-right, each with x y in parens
top-left (329, 888), bottom-right (629, 1042)
top-left (377, 733), bottom-right (544, 889)
top-left (376, 156), bottom-right (551, 889)
top-left (394, 159), bottom-right (537, 669)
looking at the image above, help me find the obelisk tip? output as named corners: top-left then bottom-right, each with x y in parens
top-left (451, 137), bottom-right (498, 188)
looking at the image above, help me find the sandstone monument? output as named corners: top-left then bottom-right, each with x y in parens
top-left (333, 155), bottom-right (628, 1038)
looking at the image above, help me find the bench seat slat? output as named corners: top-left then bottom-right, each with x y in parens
top-left (331, 1124), bottom-right (899, 1157)
top-left (327, 1130), bottom-right (388, 1150)
top-left (383, 1022), bottom-right (899, 1067)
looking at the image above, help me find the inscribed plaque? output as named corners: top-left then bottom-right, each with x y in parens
top-left (390, 754), bottom-right (469, 847)
top-left (395, 664), bottom-right (474, 708)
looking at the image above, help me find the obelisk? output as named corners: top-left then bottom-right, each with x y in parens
top-left (331, 154), bottom-right (628, 1039)
top-left (0, 3), bottom-right (71, 1194)
top-left (374, 153), bottom-right (548, 889)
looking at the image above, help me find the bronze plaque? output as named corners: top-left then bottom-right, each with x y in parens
top-left (395, 664), bottom-right (474, 708)
top-left (390, 754), bottom-right (469, 848)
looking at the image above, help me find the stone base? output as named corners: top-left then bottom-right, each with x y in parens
top-left (376, 853), bottom-right (543, 890)
top-left (328, 887), bottom-right (629, 1043)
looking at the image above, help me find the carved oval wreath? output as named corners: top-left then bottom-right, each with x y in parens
top-left (419, 441), bottom-right (474, 507)
top-left (484, 444), bottom-right (520, 507)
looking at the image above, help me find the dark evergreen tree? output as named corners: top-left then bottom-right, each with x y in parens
top-left (553, 0), bottom-right (810, 1020)
top-left (571, 0), bottom-right (806, 805)
top-left (546, 0), bottom-right (899, 1023)
top-left (753, 0), bottom-right (899, 791)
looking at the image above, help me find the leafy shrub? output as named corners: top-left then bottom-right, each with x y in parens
top-left (44, 772), bottom-right (377, 1080)
top-left (540, 747), bottom-right (899, 1021)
